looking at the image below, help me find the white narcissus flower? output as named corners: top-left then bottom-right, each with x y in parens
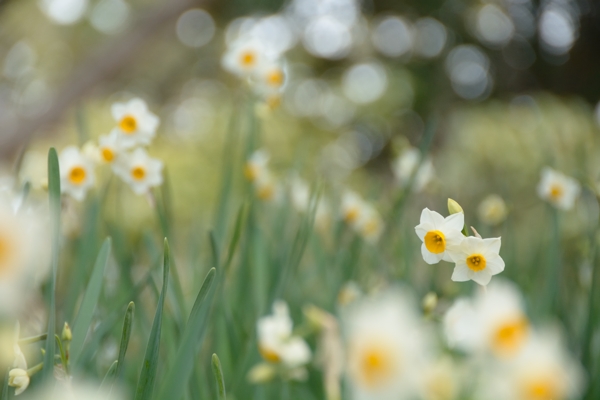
top-left (253, 60), bottom-right (287, 97)
top-left (392, 147), bottom-right (434, 192)
top-left (59, 146), bottom-right (96, 201)
top-left (414, 208), bottom-right (464, 264)
top-left (97, 130), bottom-right (124, 165)
top-left (341, 191), bottom-right (366, 225)
top-left (257, 301), bottom-right (311, 371)
top-left (8, 368), bottom-right (29, 396)
top-left (222, 38), bottom-right (267, 78)
top-left (355, 205), bottom-right (384, 244)
top-left (254, 172), bottom-right (281, 203)
top-left (443, 280), bottom-right (528, 357)
top-left (344, 289), bottom-right (432, 400)
top-left (478, 194), bottom-right (508, 226)
top-left (111, 98), bottom-right (160, 149)
top-left (244, 150), bottom-right (270, 183)
top-left (536, 167), bottom-right (580, 210)
top-left (448, 236), bottom-right (504, 286)
top-left (114, 148), bottom-right (163, 195)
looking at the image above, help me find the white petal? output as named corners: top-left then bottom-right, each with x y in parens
top-left (415, 223), bottom-right (433, 241)
top-left (483, 237), bottom-right (501, 254)
top-left (485, 255), bottom-right (505, 274)
top-left (471, 271), bottom-right (492, 286)
top-left (421, 244), bottom-right (443, 264)
top-left (444, 212), bottom-right (464, 232)
top-left (451, 265), bottom-right (470, 282)
top-left (420, 207), bottom-right (435, 225)
top-left (111, 103), bottom-right (126, 120)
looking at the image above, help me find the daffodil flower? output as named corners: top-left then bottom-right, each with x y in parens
top-left (8, 368), bottom-right (29, 396)
top-left (111, 98), bottom-right (159, 149)
top-left (114, 148), bottom-right (163, 195)
top-left (415, 208), bottom-right (464, 264)
top-left (448, 236), bottom-right (504, 286)
top-left (536, 167), bottom-right (580, 210)
top-left (59, 146), bottom-right (96, 201)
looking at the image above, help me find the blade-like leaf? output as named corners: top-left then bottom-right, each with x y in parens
top-left (212, 354), bottom-right (226, 400)
top-left (43, 147), bottom-right (61, 379)
top-left (99, 360), bottom-right (119, 391)
top-left (70, 238), bottom-right (112, 366)
top-left (115, 301), bottom-right (135, 378)
top-left (135, 239), bottom-right (170, 400)
top-left (155, 268), bottom-right (217, 400)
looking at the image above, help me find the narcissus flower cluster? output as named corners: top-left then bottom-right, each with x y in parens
top-left (60, 98), bottom-right (163, 201)
top-left (415, 200), bottom-right (505, 286)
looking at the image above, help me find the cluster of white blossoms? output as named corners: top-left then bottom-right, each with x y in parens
top-left (248, 301), bottom-right (311, 382)
top-left (341, 191), bottom-right (384, 243)
top-left (222, 34), bottom-right (287, 106)
top-left (415, 200), bottom-right (505, 286)
top-left (59, 98), bottom-right (163, 201)
top-left (537, 167), bottom-right (581, 211)
top-left (444, 280), bottom-right (585, 400)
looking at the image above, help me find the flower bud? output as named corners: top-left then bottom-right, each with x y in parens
top-left (8, 368), bottom-right (30, 395)
top-left (247, 363), bottom-right (276, 383)
top-left (447, 198), bottom-right (463, 215)
top-left (62, 322), bottom-right (72, 342)
top-left (422, 292), bottom-right (438, 315)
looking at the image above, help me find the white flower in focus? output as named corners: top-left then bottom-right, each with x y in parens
top-left (392, 147), bottom-right (434, 192)
top-left (222, 38), bottom-right (267, 78)
top-left (536, 167), bottom-right (580, 210)
top-left (478, 194), bottom-right (508, 226)
top-left (8, 368), bottom-right (29, 396)
top-left (443, 280), bottom-right (528, 357)
top-left (244, 150), bottom-right (270, 183)
top-left (344, 290), bottom-right (431, 400)
top-left (114, 148), bottom-right (163, 195)
top-left (257, 301), bottom-right (311, 372)
top-left (448, 236), bottom-right (505, 286)
top-left (475, 330), bottom-right (585, 400)
top-left (59, 146), bottom-right (96, 201)
top-left (414, 208), bottom-right (464, 264)
top-left (111, 98), bottom-right (160, 149)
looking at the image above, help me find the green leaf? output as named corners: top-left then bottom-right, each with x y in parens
top-left (211, 354), bottom-right (226, 400)
top-left (224, 202), bottom-right (247, 272)
top-left (155, 268), bottom-right (217, 400)
top-left (70, 237), bottom-right (112, 366)
top-left (99, 360), bottom-right (119, 391)
top-left (43, 147), bottom-right (61, 380)
top-left (115, 301), bottom-right (135, 378)
top-left (135, 239), bottom-right (170, 400)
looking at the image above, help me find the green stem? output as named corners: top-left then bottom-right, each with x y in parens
top-left (55, 335), bottom-right (68, 374)
top-left (26, 362), bottom-right (44, 377)
top-left (18, 334), bottom-right (48, 345)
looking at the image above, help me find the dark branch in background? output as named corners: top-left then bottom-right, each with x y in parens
top-left (0, 0), bottom-right (204, 161)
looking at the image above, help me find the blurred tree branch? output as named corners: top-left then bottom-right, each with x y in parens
top-left (0, 0), bottom-right (206, 161)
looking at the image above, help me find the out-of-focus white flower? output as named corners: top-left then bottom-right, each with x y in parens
top-left (415, 208), bottom-right (464, 264)
top-left (0, 199), bottom-right (50, 316)
top-left (447, 236), bottom-right (504, 286)
top-left (59, 146), bottom-right (96, 201)
top-left (478, 194), bottom-right (508, 226)
top-left (254, 172), bottom-right (281, 203)
top-left (420, 357), bottom-right (460, 400)
top-left (114, 148), bottom-right (163, 195)
top-left (392, 147), bottom-right (434, 192)
top-left (341, 191), bottom-right (365, 225)
top-left (289, 176), bottom-right (331, 230)
top-left (344, 289), bottom-right (431, 400)
top-left (97, 130), bottom-right (124, 165)
top-left (253, 61), bottom-right (287, 95)
top-left (443, 280), bottom-right (528, 357)
top-left (536, 167), bottom-right (580, 210)
top-left (355, 205), bottom-right (384, 244)
top-left (222, 38), bottom-right (267, 78)
top-left (257, 301), bottom-right (311, 373)
top-left (8, 368), bottom-right (29, 396)
top-left (111, 98), bottom-right (159, 149)
top-left (475, 330), bottom-right (585, 400)
top-left (244, 150), bottom-right (270, 183)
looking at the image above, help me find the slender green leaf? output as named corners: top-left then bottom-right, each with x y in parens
top-left (70, 238), bottom-right (112, 366)
top-left (100, 360), bottom-right (119, 391)
top-left (224, 202), bottom-right (247, 272)
top-left (135, 239), bottom-right (170, 400)
top-left (115, 302), bottom-right (135, 378)
top-left (211, 354), bottom-right (226, 400)
top-left (43, 147), bottom-right (61, 380)
top-left (155, 268), bottom-right (217, 400)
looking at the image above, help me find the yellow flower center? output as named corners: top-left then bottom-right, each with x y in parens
top-left (549, 184), bottom-right (563, 200)
top-left (69, 166), bottom-right (86, 185)
top-left (466, 253), bottom-right (486, 271)
top-left (101, 147), bottom-right (115, 162)
top-left (424, 230), bottom-right (446, 254)
top-left (244, 163), bottom-right (258, 182)
top-left (522, 378), bottom-right (559, 400)
top-left (344, 207), bottom-right (360, 223)
top-left (240, 51), bottom-right (256, 67)
top-left (0, 235), bottom-right (12, 274)
top-left (491, 317), bottom-right (528, 356)
top-left (131, 166), bottom-right (146, 181)
top-left (267, 69), bottom-right (284, 87)
top-left (357, 345), bottom-right (395, 388)
top-left (119, 115), bottom-right (138, 134)
top-left (257, 184), bottom-right (275, 201)
top-left (259, 346), bottom-right (281, 363)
